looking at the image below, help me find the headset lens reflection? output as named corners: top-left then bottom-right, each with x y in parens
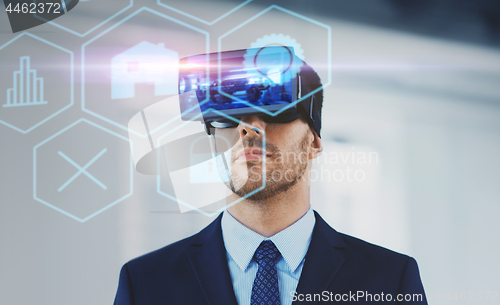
top-left (129, 93), bottom-right (267, 213)
top-left (167, 125), bottom-right (255, 213)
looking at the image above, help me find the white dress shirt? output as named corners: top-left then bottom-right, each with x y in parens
top-left (221, 207), bottom-right (316, 305)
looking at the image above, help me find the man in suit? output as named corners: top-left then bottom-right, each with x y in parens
top-left (114, 60), bottom-right (427, 305)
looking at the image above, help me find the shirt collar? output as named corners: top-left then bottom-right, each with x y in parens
top-left (221, 207), bottom-right (315, 273)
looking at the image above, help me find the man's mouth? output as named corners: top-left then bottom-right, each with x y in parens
top-left (235, 148), bottom-right (272, 162)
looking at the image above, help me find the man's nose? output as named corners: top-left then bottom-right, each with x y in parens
top-left (238, 116), bottom-right (266, 138)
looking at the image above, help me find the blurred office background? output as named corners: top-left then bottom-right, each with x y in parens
top-left (0, 0), bottom-right (499, 304)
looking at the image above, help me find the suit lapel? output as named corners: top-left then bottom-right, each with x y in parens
top-left (189, 214), bottom-right (238, 305)
top-left (293, 212), bottom-right (346, 305)
top-left (188, 211), bottom-right (346, 305)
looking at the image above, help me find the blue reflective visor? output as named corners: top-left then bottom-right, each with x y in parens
top-left (178, 46), bottom-right (303, 126)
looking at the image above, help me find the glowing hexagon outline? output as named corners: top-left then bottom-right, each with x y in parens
top-left (0, 32), bottom-right (74, 134)
top-left (81, 6), bottom-right (210, 138)
top-left (156, 109), bottom-right (266, 217)
top-left (217, 5), bottom-right (331, 117)
top-left (33, 118), bottom-right (134, 223)
top-left (243, 34), bottom-right (305, 84)
top-left (157, 0), bottom-right (252, 25)
top-left (33, 0), bottom-right (134, 37)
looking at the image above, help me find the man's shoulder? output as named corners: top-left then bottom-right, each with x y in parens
top-left (314, 212), bottom-right (426, 300)
top-left (120, 235), bottom-right (196, 285)
top-left (338, 231), bottom-right (412, 264)
top-left (127, 234), bottom-right (196, 269)
top-left (314, 211), bottom-right (414, 268)
top-left (333, 229), bottom-right (419, 282)
top-left (124, 215), bottom-right (221, 276)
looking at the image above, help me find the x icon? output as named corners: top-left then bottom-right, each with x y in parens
top-left (58, 149), bottom-right (107, 192)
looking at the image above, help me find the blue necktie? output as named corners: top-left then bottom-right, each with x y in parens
top-left (250, 240), bottom-right (281, 305)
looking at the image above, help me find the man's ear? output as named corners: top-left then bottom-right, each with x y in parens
top-left (309, 129), bottom-right (323, 160)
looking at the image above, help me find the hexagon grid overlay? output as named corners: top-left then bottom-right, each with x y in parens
top-left (34, 119), bottom-right (133, 223)
top-left (81, 7), bottom-right (209, 138)
top-left (217, 5), bottom-right (331, 117)
top-left (156, 109), bottom-right (266, 217)
top-left (34, 0), bottom-right (134, 37)
top-left (157, 0), bottom-right (252, 25)
top-left (0, 33), bottom-right (73, 134)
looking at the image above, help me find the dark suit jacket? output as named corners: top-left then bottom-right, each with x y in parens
top-left (114, 211), bottom-right (427, 304)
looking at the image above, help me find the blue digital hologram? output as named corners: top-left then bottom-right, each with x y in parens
top-left (33, 119), bottom-right (133, 223)
top-left (156, 108), bottom-right (266, 217)
top-left (111, 41), bottom-right (179, 99)
top-left (157, 0), bottom-right (252, 25)
top-left (0, 33), bottom-right (74, 134)
top-left (81, 7), bottom-right (210, 138)
top-left (57, 149), bottom-right (108, 192)
top-left (4, 57), bottom-right (47, 108)
top-left (217, 5), bottom-right (331, 117)
top-left (33, 0), bottom-right (133, 37)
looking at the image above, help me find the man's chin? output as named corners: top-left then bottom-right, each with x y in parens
top-left (229, 176), bottom-right (298, 202)
top-left (232, 187), bottom-right (275, 201)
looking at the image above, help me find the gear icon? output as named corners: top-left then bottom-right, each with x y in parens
top-left (243, 34), bottom-right (305, 84)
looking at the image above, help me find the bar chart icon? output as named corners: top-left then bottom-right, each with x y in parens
top-left (4, 56), bottom-right (47, 108)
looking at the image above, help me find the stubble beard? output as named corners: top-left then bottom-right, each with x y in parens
top-left (227, 133), bottom-right (309, 201)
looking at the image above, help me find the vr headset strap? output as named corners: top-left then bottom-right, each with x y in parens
top-left (298, 74), bottom-right (315, 122)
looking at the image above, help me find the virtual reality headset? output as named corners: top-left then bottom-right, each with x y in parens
top-left (128, 46), bottom-right (323, 177)
top-left (178, 46), bottom-right (322, 137)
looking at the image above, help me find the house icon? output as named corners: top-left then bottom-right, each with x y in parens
top-left (111, 41), bottom-right (178, 99)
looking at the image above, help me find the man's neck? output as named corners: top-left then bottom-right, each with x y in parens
top-left (226, 178), bottom-right (311, 237)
